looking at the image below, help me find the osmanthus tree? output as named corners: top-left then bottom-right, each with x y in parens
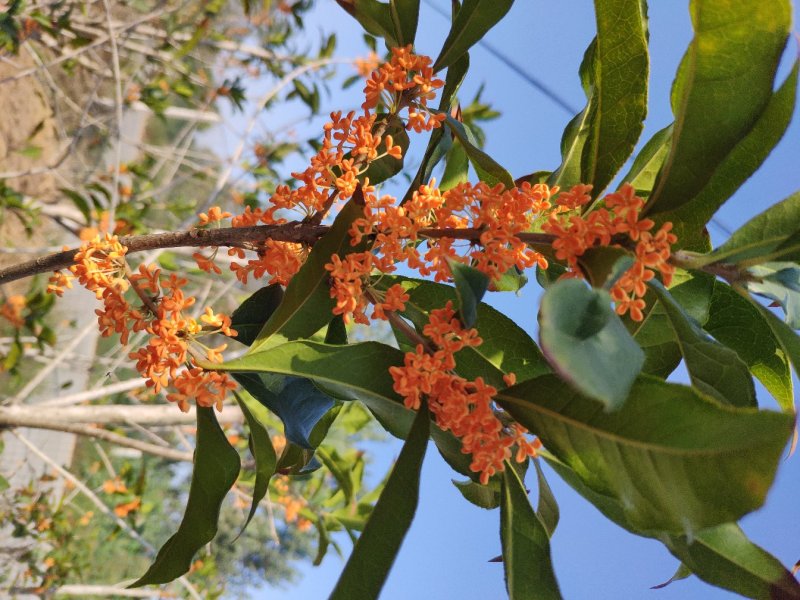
top-left (1, 0), bottom-right (799, 597)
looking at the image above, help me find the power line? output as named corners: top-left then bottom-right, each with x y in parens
top-left (421, 0), bottom-right (579, 115)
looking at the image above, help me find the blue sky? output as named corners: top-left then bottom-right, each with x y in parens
top-left (249, 2), bottom-right (800, 598)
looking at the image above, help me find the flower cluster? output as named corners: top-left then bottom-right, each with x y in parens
top-left (48, 234), bottom-right (237, 412)
top-left (0, 295), bottom-right (26, 329)
top-left (363, 45), bottom-right (445, 132)
top-left (390, 302), bottom-right (538, 484)
top-left (542, 183), bottom-right (676, 321)
top-left (273, 475), bottom-right (312, 532)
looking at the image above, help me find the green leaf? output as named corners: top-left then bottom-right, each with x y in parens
top-left (215, 340), bottom-right (411, 432)
top-left (698, 191), bottom-right (800, 267)
top-left (581, 0), bottom-right (649, 199)
top-left (389, 0), bottom-right (419, 46)
top-left (432, 0), bottom-right (514, 72)
top-left (661, 60), bottom-right (799, 251)
top-left (230, 284), bottom-right (285, 347)
top-left (249, 196), bottom-right (366, 352)
top-left (747, 263), bottom-right (800, 328)
top-left (452, 478), bottom-right (501, 510)
top-left (704, 281), bottom-right (793, 411)
top-left (441, 113), bottom-right (515, 188)
top-left (448, 260), bottom-right (489, 328)
top-left (548, 39), bottom-right (595, 191)
top-left (665, 524), bottom-right (800, 599)
top-left (645, 0), bottom-right (792, 215)
top-left (130, 407), bottom-right (240, 586)
top-left (754, 305), bottom-right (800, 414)
top-left (440, 138), bottom-right (470, 191)
top-left (498, 375), bottom-right (793, 535)
top-left (533, 459), bottom-right (559, 538)
top-left (336, 0), bottom-right (398, 47)
top-left (627, 272), bottom-right (715, 378)
top-left (381, 276), bottom-right (550, 388)
top-left (539, 279), bottom-right (644, 409)
top-left (329, 402), bottom-right (429, 600)
top-left (649, 280), bottom-right (756, 407)
top-left (500, 464), bottom-right (563, 600)
top-left (621, 124), bottom-right (673, 194)
top-left (234, 391), bottom-right (277, 537)
top-left (324, 314), bottom-right (348, 345)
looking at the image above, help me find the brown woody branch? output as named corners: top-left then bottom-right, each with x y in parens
top-left (0, 222), bottom-right (329, 285)
top-left (3, 220), bottom-right (734, 288)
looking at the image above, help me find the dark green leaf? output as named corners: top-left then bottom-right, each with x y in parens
top-left (216, 340), bottom-right (411, 432)
top-left (360, 115), bottom-right (410, 185)
top-left (402, 53), bottom-right (469, 202)
top-left (651, 563), bottom-right (692, 590)
top-left (666, 524), bottom-right (800, 599)
top-left (533, 460), bottom-right (559, 538)
top-left (500, 464), bottom-right (563, 600)
top-left (698, 191), bottom-right (800, 267)
top-left (645, 0), bottom-right (792, 214)
top-left (704, 281), bottom-right (793, 411)
top-left (233, 374), bottom-right (334, 449)
top-left (441, 113), bottom-right (515, 188)
top-left (649, 280), bottom-right (756, 407)
top-left (432, 0), bottom-right (514, 71)
top-left (230, 284), bottom-right (285, 347)
top-left (336, 0), bottom-right (398, 47)
top-left (329, 402), bottom-right (429, 600)
top-left (389, 0), bottom-right (419, 46)
top-left (324, 315), bottom-right (348, 345)
top-left (539, 279), bottom-right (644, 409)
top-left (130, 408), bottom-right (240, 586)
top-left (234, 391), bottom-right (277, 537)
top-left (498, 375), bottom-right (793, 535)
top-left (317, 446), bottom-right (355, 505)
top-left (440, 138), bottom-right (470, 191)
top-left (249, 196), bottom-right (366, 352)
top-left (449, 260), bottom-right (489, 328)
top-left (755, 302), bottom-right (800, 408)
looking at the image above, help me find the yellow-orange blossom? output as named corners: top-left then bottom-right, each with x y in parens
top-left (41, 47), bottom-right (676, 485)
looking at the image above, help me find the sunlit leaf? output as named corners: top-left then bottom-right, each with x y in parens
top-left (645, 0), bottom-right (792, 214)
top-left (498, 375), bottom-right (793, 535)
top-left (666, 524), bottom-right (800, 599)
top-left (704, 281), bottom-right (793, 411)
top-left (697, 191), bottom-right (800, 267)
top-left (500, 464), bottom-right (563, 600)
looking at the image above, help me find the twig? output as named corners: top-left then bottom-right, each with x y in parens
top-left (0, 222), bottom-right (328, 285)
